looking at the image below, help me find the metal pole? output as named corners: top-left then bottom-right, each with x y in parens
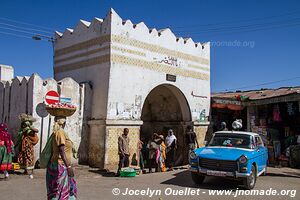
top-left (47, 116), bottom-right (52, 139)
top-left (39, 117), bottom-right (44, 155)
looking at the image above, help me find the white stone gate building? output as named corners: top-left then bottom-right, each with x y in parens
top-left (54, 9), bottom-right (210, 169)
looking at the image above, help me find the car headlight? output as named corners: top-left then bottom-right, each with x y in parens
top-left (190, 151), bottom-right (197, 160)
top-left (239, 155), bottom-right (248, 164)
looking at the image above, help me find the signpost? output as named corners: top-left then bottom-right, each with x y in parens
top-left (60, 97), bottom-right (72, 104)
top-left (39, 90), bottom-right (59, 157)
top-left (45, 90), bottom-right (59, 105)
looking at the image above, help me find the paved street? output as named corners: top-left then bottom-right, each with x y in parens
top-left (0, 166), bottom-right (299, 200)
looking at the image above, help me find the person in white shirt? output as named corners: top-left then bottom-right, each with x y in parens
top-left (165, 129), bottom-right (177, 171)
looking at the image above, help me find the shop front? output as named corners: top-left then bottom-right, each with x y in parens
top-left (212, 87), bottom-right (300, 169)
top-left (247, 94), bottom-right (300, 168)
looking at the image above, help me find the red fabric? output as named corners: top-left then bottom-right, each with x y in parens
top-left (0, 164), bottom-right (12, 171)
top-left (0, 123), bottom-right (13, 153)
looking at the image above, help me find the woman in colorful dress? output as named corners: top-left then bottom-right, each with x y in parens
top-left (156, 135), bottom-right (167, 172)
top-left (16, 114), bottom-right (39, 178)
top-left (0, 123), bottom-right (14, 179)
top-left (46, 117), bottom-right (77, 200)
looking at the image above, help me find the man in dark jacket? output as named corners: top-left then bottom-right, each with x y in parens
top-left (185, 125), bottom-right (199, 162)
top-left (116, 128), bottom-right (130, 176)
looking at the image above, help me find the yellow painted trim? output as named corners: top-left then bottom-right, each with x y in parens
top-left (54, 54), bottom-right (110, 73)
top-left (111, 35), bottom-right (210, 66)
top-left (111, 54), bottom-right (209, 80)
top-left (54, 46), bottom-right (110, 64)
top-left (54, 53), bottom-right (209, 80)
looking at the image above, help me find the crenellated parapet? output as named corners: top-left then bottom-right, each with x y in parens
top-left (54, 8), bottom-right (210, 78)
top-left (55, 9), bottom-right (209, 54)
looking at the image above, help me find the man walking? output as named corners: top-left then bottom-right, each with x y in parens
top-left (117, 128), bottom-right (130, 176)
top-left (185, 125), bottom-right (199, 161)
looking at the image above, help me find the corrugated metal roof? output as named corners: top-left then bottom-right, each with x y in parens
top-left (212, 87), bottom-right (300, 101)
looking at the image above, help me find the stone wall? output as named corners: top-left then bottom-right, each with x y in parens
top-left (0, 73), bottom-right (91, 165)
top-left (105, 126), bottom-right (140, 170)
top-left (194, 125), bottom-right (209, 147)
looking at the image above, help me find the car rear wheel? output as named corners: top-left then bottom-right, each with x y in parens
top-left (191, 172), bottom-right (205, 185)
top-left (243, 165), bottom-right (256, 189)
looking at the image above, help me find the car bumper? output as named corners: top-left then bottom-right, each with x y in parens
top-left (190, 166), bottom-right (250, 178)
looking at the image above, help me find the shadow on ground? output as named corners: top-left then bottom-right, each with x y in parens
top-left (88, 169), bottom-right (116, 177)
top-left (267, 172), bottom-right (300, 178)
top-left (161, 170), bottom-right (241, 190)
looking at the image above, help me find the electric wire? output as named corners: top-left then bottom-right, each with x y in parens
top-left (0, 30), bottom-right (32, 39)
top-left (175, 18), bottom-right (300, 35)
top-left (171, 9), bottom-right (300, 29)
top-left (222, 77), bottom-right (300, 92)
top-left (0, 22), bottom-right (53, 34)
top-left (0, 26), bottom-right (52, 37)
top-left (0, 17), bottom-right (55, 32)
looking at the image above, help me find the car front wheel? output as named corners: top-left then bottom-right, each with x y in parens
top-left (191, 172), bottom-right (205, 185)
top-left (243, 165), bottom-right (257, 189)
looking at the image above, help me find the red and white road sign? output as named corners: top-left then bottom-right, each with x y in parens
top-left (45, 90), bottom-right (59, 105)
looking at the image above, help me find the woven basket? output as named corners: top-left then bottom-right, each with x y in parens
top-left (46, 107), bottom-right (76, 117)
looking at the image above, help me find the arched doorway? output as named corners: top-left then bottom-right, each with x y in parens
top-left (141, 84), bottom-right (192, 166)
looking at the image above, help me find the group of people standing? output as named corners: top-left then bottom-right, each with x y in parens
top-left (0, 114), bottom-right (77, 199)
top-left (146, 130), bottom-right (173, 173)
top-left (117, 125), bottom-right (199, 176)
top-left (0, 114), bottom-right (39, 179)
top-left (2, 116), bottom-right (201, 199)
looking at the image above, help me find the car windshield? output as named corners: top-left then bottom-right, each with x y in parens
top-left (208, 133), bottom-right (252, 149)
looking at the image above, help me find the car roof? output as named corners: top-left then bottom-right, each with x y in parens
top-left (214, 131), bottom-right (259, 137)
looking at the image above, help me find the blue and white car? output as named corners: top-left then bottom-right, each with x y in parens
top-left (190, 131), bottom-right (268, 189)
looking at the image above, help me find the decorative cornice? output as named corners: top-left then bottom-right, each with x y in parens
top-left (55, 34), bottom-right (209, 66)
top-left (55, 35), bottom-right (110, 57)
top-left (55, 53), bottom-right (209, 81)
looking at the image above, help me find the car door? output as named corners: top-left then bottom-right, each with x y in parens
top-left (258, 136), bottom-right (268, 170)
top-left (254, 136), bottom-right (264, 172)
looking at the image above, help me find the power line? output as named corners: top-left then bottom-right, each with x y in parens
top-left (179, 22), bottom-right (300, 38)
top-left (0, 26), bottom-right (52, 37)
top-left (0, 17), bottom-right (55, 32)
top-left (0, 22), bottom-right (53, 34)
top-left (0, 30), bottom-right (32, 39)
top-left (222, 77), bottom-right (300, 92)
top-left (175, 18), bottom-right (300, 34)
top-left (171, 9), bottom-right (300, 29)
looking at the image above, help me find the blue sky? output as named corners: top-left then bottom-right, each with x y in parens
top-left (0, 0), bottom-right (299, 92)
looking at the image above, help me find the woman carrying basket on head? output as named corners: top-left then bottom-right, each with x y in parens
top-left (45, 102), bottom-right (78, 200)
top-left (46, 116), bottom-right (77, 200)
top-left (16, 114), bottom-right (39, 179)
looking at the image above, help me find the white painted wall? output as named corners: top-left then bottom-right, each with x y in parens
top-left (0, 71), bottom-right (88, 165)
top-left (54, 8), bottom-right (211, 123)
top-left (107, 9), bottom-right (210, 122)
top-left (0, 81), bottom-right (5, 122)
top-left (0, 64), bottom-right (14, 82)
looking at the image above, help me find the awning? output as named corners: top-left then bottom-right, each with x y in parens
top-left (212, 103), bottom-right (244, 111)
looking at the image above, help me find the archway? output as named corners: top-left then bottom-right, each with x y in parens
top-left (141, 84), bottom-right (192, 167)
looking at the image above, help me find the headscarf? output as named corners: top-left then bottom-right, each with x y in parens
top-left (53, 117), bottom-right (66, 132)
top-left (165, 129), bottom-right (177, 147)
top-left (0, 123), bottom-right (13, 153)
top-left (16, 114), bottom-right (39, 150)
